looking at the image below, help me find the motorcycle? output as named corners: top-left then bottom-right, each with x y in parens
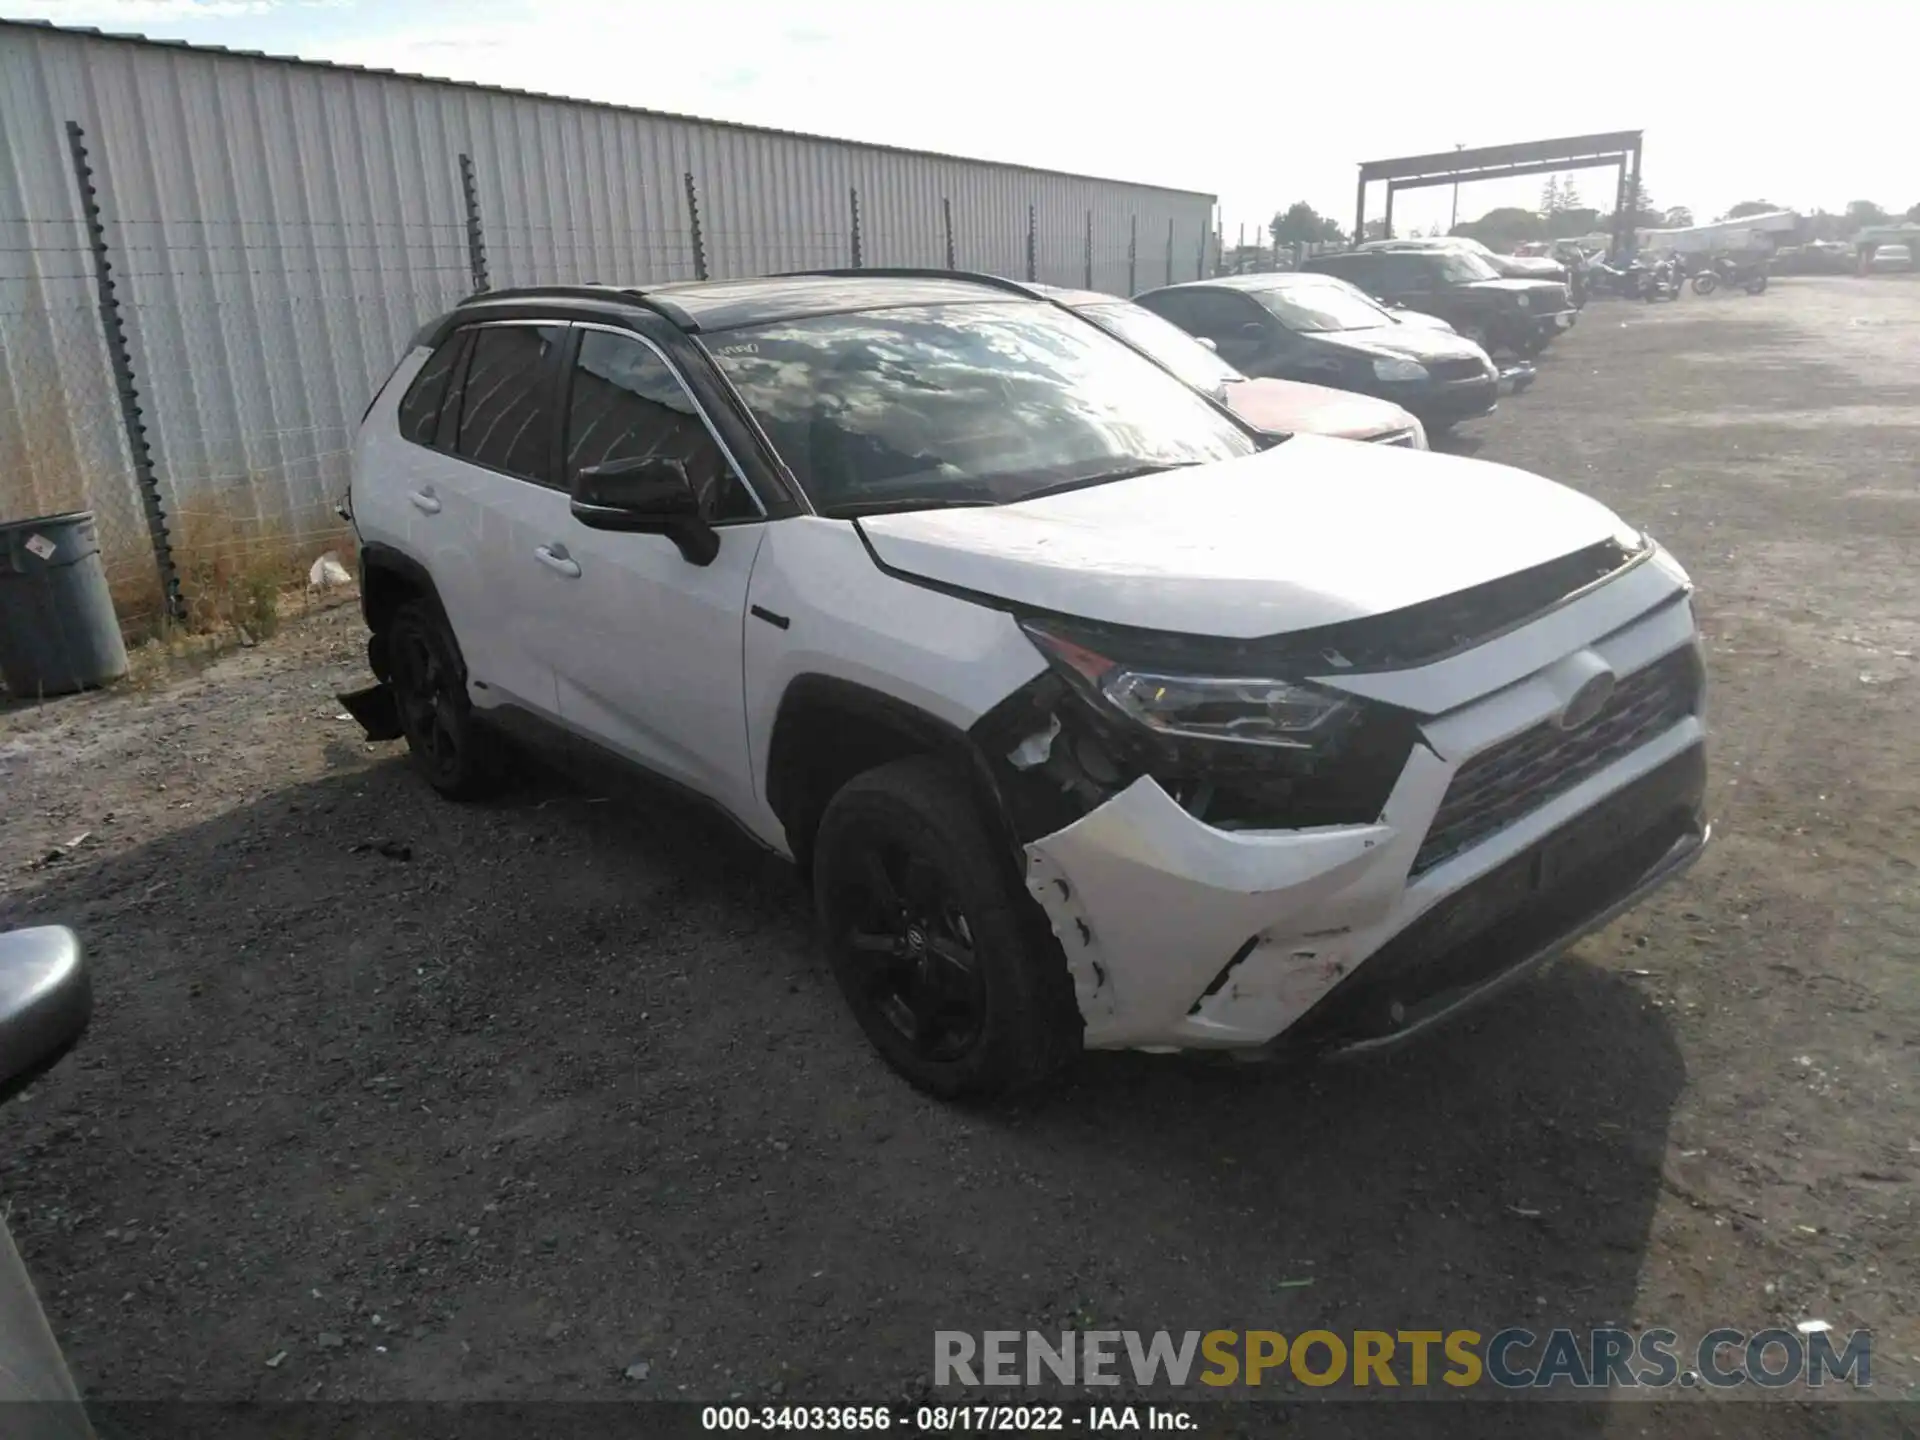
top-left (1584, 260), bottom-right (1639, 298)
top-left (1588, 257), bottom-right (1681, 301)
top-left (1645, 255), bottom-right (1688, 302)
top-left (1691, 255), bottom-right (1770, 295)
top-left (1, 925), bottom-right (98, 1440)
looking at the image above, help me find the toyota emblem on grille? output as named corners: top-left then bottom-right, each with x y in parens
top-left (1555, 670), bottom-right (1617, 731)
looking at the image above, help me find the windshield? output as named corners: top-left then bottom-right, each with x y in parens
top-left (1436, 251), bottom-right (1502, 282)
top-left (1247, 279), bottom-right (1394, 333)
top-left (704, 302), bottom-right (1256, 514)
top-left (1080, 301), bottom-right (1243, 393)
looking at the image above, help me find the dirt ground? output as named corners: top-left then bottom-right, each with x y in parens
top-left (3, 275), bottom-right (1917, 1434)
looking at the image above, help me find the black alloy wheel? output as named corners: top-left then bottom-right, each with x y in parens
top-left (812, 756), bottom-right (1080, 1099)
top-left (385, 601), bottom-right (498, 799)
top-left (837, 838), bottom-right (988, 1065)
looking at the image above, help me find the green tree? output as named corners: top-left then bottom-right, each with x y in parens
top-left (1549, 207), bottom-right (1602, 239)
top-left (1844, 199), bottom-right (1890, 229)
top-left (1540, 176), bottom-right (1562, 213)
top-left (1724, 200), bottom-right (1779, 219)
top-left (1662, 206), bottom-right (1695, 228)
top-left (1802, 208), bottom-right (1846, 242)
top-left (1908, 202), bottom-right (1920, 221)
top-left (1599, 181), bottom-right (1663, 232)
top-left (1453, 206), bottom-right (1546, 250)
top-left (1270, 201), bottom-right (1345, 248)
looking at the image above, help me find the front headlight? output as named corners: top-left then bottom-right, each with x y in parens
top-left (1515, 293), bottom-right (1532, 310)
top-left (1371, 357), bottom-right (1429, 382)
top-left (1021, 622), bottom-right (1356, 751)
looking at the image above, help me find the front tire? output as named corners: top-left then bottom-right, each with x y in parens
top-left (813, 757), bottom-right (1080, 1100)
top-left (1691, 272), bottom-right (1718, 295)
top-left (385, 600), bottom-right (502, 800)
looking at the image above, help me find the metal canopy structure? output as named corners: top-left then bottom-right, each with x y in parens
top-left (1355, 130), bottom-right (1644, 253)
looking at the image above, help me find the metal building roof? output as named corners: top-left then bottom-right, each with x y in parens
top-left (0, 17), bottom-right (1215, 202)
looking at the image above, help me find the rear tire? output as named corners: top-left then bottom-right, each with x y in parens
top-left (1691, 272), bottom-right (1718, 295)
top-left (813, 757), bottom-right (1080, 1100)
top-left (385, 600), bottom-right (503, 801)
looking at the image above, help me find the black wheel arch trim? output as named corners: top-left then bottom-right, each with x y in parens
top-left (765, 674), bottom-right (1025, 871)
top-left (358, 542), bottom-right (449, 680)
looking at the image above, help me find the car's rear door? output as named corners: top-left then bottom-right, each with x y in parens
top-left (1373, 253), bottom-right (1471, 326)
top-left (540, 322), bottom-right (767, 816)
top-left (435, 319), bottom-right (570, 717)
top-left (1161, 288), bottom-right (1295, 378)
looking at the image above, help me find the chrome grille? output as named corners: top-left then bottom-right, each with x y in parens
top-left (1412, 644), bottom-right (1702, 876)
top-left (1429, 357), bottom-right (1488, 382)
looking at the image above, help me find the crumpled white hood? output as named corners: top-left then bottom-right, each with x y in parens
top-left (858, 435), bottom-right (1632, 639)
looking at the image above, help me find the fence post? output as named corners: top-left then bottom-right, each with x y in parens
top-left (1084, 211), bottom-right (1093, 288)
top-left (1127, 216), bottom-right (1137, 295)
top-left (1166, 217), bottom-right (1175, 286)
top-left (849, 187), bottom-right (863, 269)
top-left (942, 197), bottom-right (955, 270)
top-left (683, 172), bottom-right (709, 281)
top-left (1196, 226), bottom-right (1207, 280)
top-left (458, 153), bottom-right (489, 293)
top-left (65, 120), bottom-right (183, 624)
top-left (1025, 205), bottom-right (1037, 282)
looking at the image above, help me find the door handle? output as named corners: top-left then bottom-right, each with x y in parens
top-left (407, 488), bottom-right (441, 515)
top-left (534, 544), bottom-right (581, 578)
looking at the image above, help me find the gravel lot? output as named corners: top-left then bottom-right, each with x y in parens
top-left (3, 275), bottom-right (1917, 1433)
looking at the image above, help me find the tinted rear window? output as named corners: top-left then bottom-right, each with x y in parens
top-left (452, 324), bottom-right (564, 483)
top-left (397, 337), bottom-right (462, 445)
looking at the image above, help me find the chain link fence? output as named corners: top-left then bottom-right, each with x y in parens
top-left (2, 154), bottom-right (1219, 639)
top-left (0, 286), bottom-right (151, 610)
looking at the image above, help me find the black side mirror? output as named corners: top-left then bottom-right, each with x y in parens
top-left (0, 927), bottom-right (91, 1106)
top-left (570, 457), bottom-right (719, 566)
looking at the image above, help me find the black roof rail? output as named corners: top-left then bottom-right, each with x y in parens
top-left (459, 283), bottom-right (640, 304)
top-left (772, 267), bottom-right (1049, 300)
top-left (455, 283), bottom-right (698, 330)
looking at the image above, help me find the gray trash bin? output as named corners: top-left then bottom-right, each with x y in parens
top-left (0, 511), bottom-right (130, 697)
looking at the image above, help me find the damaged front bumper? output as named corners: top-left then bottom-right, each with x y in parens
top-left (1497, 363), bottom-right (1537, 396)
top-left (1019, 580), bottom-right (1709, 1056)
top-left (1026, 735), bottom-right (1707, 1055)
top-left (336, 682), bottom-right (404, 742)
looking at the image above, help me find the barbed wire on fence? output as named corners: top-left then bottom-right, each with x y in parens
top-left (4, 177), bottom-right (1228, 631)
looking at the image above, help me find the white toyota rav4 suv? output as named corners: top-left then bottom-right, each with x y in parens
top-left (341, 270), bottom-right (1710, 1098)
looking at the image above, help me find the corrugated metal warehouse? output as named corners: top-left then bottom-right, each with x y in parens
top-left (0, 18), bottom-right (1218, 620)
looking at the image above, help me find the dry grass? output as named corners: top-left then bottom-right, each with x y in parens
top-left (157, 495), bottom-right (357, 648)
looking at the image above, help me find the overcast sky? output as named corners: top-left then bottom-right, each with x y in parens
top-left (13, 0), bottom-right (1913, 240)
